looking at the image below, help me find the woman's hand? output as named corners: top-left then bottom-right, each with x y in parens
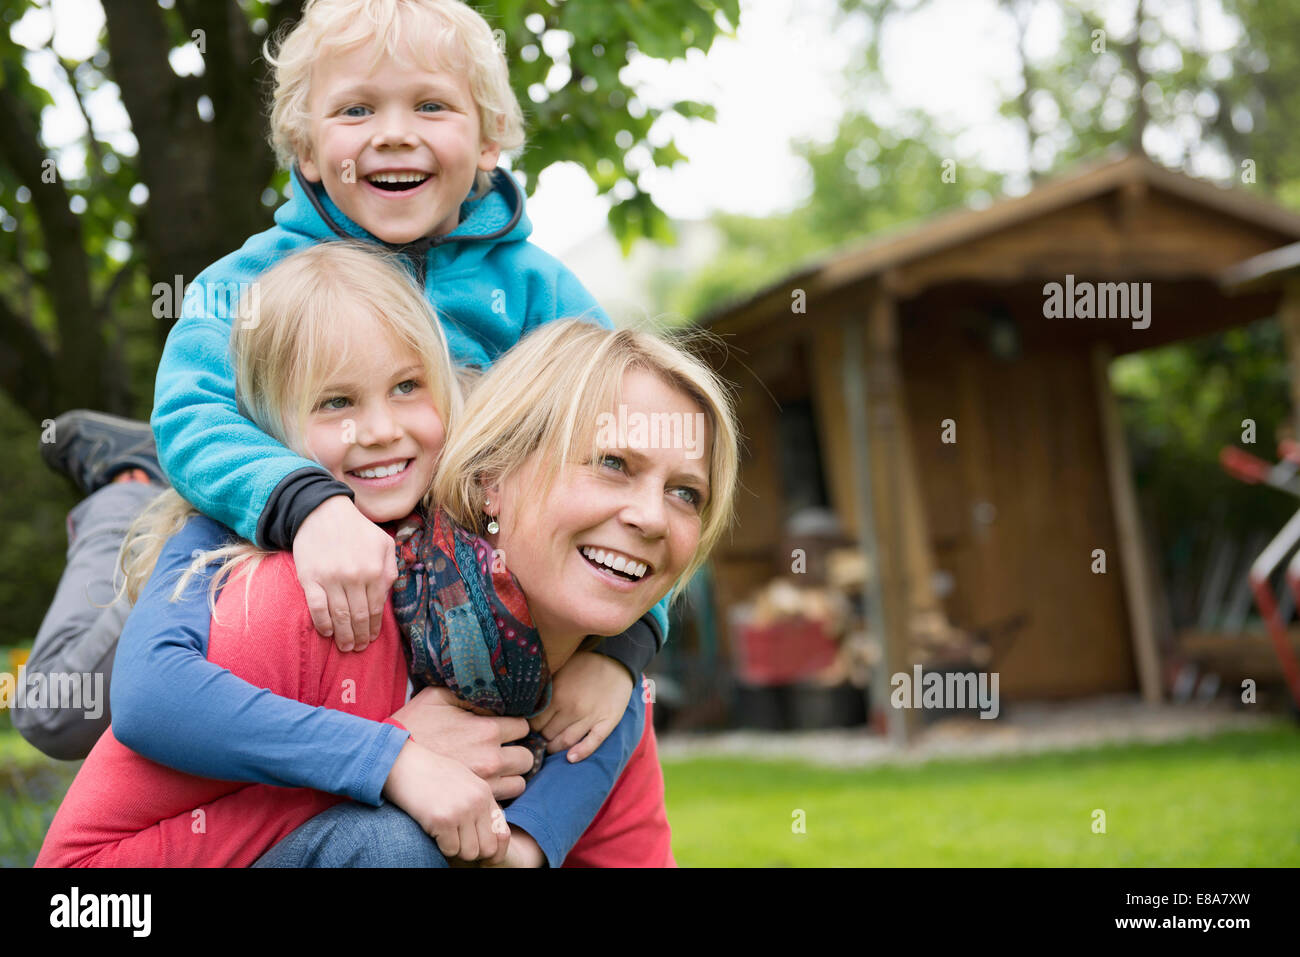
top-left (382, 739), bottom-right (510, 864)
top-left (293, 495), bottom-right (397, 652)
top-left (530, 651), bottom-right (634, 763)
top-left (391, 687), bottom-right (534, 801)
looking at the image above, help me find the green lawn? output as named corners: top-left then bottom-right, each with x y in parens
top-left (661, 724), bottom-right (1300, 866)
top-left (0, 719), bottom-right (80, 868)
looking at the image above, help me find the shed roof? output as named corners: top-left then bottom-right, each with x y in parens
top-left (1222, 240), bottom-right (1300, 293)
top-left (701, 152), bottom-right (1300, 331)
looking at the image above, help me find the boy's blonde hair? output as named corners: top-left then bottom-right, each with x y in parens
top-left (121, 242), bottom-right (460, 606)
top-left (265, 0), bottom-right (525, 196)
top-left (433, 320), bottom-right (741, 602)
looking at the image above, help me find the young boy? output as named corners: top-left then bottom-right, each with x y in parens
top-left (25, 0), bottom-right (666, 778)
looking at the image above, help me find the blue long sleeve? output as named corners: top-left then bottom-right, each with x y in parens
top-left (504, 683), bottom-right (645, 867)
top-left (110, 516), bottom-right (408, 805)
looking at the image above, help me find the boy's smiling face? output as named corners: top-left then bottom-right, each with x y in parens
top-left (298, 43), bottom-right (502, 245)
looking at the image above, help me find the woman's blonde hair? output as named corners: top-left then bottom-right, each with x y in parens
top-left (433, 320), bottom-right (740, 602)
top-left (265, 0), bottom-right (525, 196)
top-left (120, 242), bottom-right (460, 607)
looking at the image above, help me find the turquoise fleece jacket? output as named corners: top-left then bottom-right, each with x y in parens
top-left (151, 166), bottom-right (669, 651)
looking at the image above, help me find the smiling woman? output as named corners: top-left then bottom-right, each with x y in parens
top-left (487, 370), bottom-right (712, 666)
top-left (431, 320), bottom-right (739, 673)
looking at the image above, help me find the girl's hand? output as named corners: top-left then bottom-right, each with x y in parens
top-left (391, 686), bottom-right (533, 801)
top-left (382, 739), bottom-right (510, 864)
top-left (529, 651), bottom-right (634, 763)
top-left (480, 826), bottom-right (546, 868)
top-left (292, 495), bottom-right (397, 652)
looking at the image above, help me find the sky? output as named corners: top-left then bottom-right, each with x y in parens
top-left (10, 0), bottom-right (1243, 258)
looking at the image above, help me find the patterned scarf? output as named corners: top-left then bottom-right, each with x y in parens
top-left (391, 508), bottom-right (552, 777)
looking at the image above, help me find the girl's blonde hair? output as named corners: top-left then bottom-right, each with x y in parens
top-left (433, 320), bottom-right (741, 602)
top-left (265, 0), bottom-right (525, 196)
top-left (121, 242), bottom-right (460, 607)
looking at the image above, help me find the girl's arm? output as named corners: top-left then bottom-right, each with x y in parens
top-left (109, 515), bottom-right (408, 805)
top-left (503, 682), bottom-right (645, 867)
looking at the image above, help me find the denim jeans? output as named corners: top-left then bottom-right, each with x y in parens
top-left (252, 800), bottom-right (450, 868)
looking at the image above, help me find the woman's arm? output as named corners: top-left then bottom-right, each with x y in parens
top-left (109, 515), bottom-right (409, 805)
top-left (502, 680), bottom-right (646, 867)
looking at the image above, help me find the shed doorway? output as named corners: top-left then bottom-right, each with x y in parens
top-left (900, 301), bottom-right (1136, 698)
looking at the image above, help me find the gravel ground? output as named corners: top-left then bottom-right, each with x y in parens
top-left (657, 694), bottom-right (1287, 767)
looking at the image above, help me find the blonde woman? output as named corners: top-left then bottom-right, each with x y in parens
top-left (38, 244), bottom-right (739, 867)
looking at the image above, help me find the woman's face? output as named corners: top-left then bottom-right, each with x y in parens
top-left (304, 325), bottom-right (445, 523)
top-left (488, 368), bottom-right (712, 644)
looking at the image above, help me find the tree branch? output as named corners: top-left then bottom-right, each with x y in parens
top-left (1002, 0), bottom-right (1040, 182)
top-left (101, 0), bottom-right (223, 343)
top-left (0, 63), bottom-right (101, 410)
top-left (101, 0), bottom-right (183, 166)
top-left (12, 217), bottom-right (36, 322)
top-left (1126, 0), bottom-right (1150, 157)
top-left (0, 292), bottom-right (57, 423)
top-left (96, 255), bottom-right (139, 316)
top-left (46, 42), bottom-right (105, 179)
top-left (184, 1), bottom-right (258, 145)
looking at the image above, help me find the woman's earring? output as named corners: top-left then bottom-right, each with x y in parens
top-left (484, 499), bottom-right (500, 535)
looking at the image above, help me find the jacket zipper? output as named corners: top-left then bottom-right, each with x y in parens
top-left (399, 239), bottom-right (434, 288)
top-left (290, 166), bottom-right (525, 292)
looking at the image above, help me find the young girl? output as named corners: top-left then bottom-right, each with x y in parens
top-left (37, 243), bottom-right (739, 867)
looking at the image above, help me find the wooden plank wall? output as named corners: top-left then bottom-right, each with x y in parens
top-left (900, 298), bottom-right (1137, 698)
top-left (709, 352), bottom-right (786, 663)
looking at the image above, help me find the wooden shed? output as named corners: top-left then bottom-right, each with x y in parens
top-left (700, 154), bottom-right (1300, 736)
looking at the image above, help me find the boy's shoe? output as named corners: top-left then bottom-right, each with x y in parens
top-left (40, 410), bottom-right (168, 496)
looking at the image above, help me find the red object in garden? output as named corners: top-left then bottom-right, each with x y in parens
top-left (1219, 445), bottom-right (1273, 485)
top-left (733, 618), bottom-right (839, 686)
top-left (1220, 441), bottom-right (1300, 710)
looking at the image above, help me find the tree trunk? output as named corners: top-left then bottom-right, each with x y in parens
top-left (101, 0), bottom-right (293, 346)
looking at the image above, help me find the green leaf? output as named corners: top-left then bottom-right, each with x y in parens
top-left (671, 99), bottom-right (717, 122)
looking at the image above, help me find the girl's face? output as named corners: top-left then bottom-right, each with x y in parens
top-left (487, 368), bottom-right (711, 654)
top-left (304, 325), bottom-right (445, 523)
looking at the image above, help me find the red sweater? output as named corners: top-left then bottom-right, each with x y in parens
top-left (37, 552), bottom-right (408, 867)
